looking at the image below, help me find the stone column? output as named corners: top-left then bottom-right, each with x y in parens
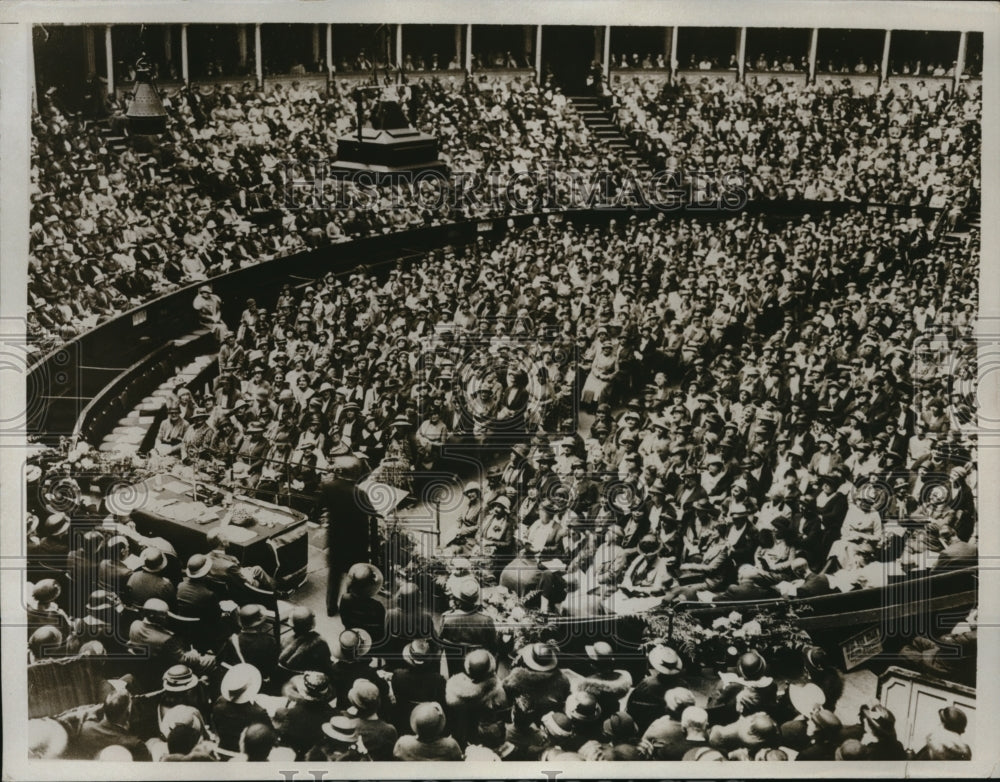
top-left (255, 23), bottom-right (263, 87)
top-left (535, 25), bottom-right (542, 82)
top-left (181, 23), bottom-right (189, 83)
top-left (737, 27), bottom-right (747, 81)
top-left (880, 30), bottom-right (891, 84)
top-left (105, 25), bottom-right (114, 96)
top-left (808, 28), bottom-right (818, 83)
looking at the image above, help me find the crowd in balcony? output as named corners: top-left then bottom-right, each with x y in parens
top-left (27, 72), bottom-right (616, 354)
top-left (609, 72), bottom-right (981, 205)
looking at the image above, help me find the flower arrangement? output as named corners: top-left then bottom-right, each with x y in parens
top-left (479, 585), bottom-right (553, 654)
top-left (644, 604), bottom-right (814, 672)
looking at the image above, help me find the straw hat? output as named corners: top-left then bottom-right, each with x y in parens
top-left (220, 663), bottom-right (262, 704)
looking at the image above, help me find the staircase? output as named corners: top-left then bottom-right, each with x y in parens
top-left (85, 117), bottom-right (179, 187)
top-left (97, 340), bottom-right (216, 458)
top-left (937, 211), bottom-right (979, 251)
top-left (569, 95), bottom-right (654, 178)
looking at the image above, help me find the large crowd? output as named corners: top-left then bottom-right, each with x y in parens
top-left (610, 73), bottom-right (981, 205)
top-left (28, 66), bottom-right (980, 356)
top-left (28, 73), bottom-right (619, 354)
top-left (24, 201), bottom-right (979, 761)
top-left (22, 31), bottom-right (982, 763)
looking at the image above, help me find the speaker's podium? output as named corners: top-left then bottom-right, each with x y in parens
top-left (331, 99), bottom-right (448, 184)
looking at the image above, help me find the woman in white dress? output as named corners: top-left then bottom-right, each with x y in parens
top-left (581, 341), bottom-right (618, 408)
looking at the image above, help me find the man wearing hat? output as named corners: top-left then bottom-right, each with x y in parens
top-left (853, 702), bottom-right (907, 760)
top-left (180, 407), bottom-right (214, 464)
top-left (65, 590), bottom-right (125, 655)
top-left (328, 628), bottom-right (387, 706)
top-left (125, 547), bottom-right (175, 607)
top-left (154, 403), bottom-right (189, 458)
top-left (393, 701), bottom-right (463, 761)
top-left (444, 649), bottom-right (508, 748)
top-left (626, 645), bottom-right (686, 732)
top-left (338, 562), bottom-right (386, 647)
top-left (319, 459), bottom-right (373, 616)
top-left (500, 442), bottom-right (535, 495)
top-left (343, 679), bottom-right (397, 761)
top-left (915, 704), bottom-right (972, 760)
top-left (561, 690), bottom-right (604, 749)
top-left (219, 604), bottom-right (280, 686)
top-left (305, 714), bottom-right (371, 762)
top-left (212, 663), bottom-right (271, 754)
top-left (778, 681), bottom-right (826, 750)
top-left (127, 598), bottom-right (215, 691)
top-left (502, 643), bottom-right (572, 722)
top-left (279, 607), bottom-right (334, 677)
top-left (274, 671), bottom-right (336, 759)
top-left (795, 708), bottom-right (845, 760)
top-left (27, 512), bottom-right (72, 574)
top-left (437, 577), bottom-right (497, 676)
top-left (389, 639), bottom-right (448, 735)
top-left (174, 554), bottom-right (221, 638)
top-left (26, 577), bottom-right (71, 639)
top-left (234, 419), bottom-right (268, 478)
top-left (568, 641), bottom-right (633, 719)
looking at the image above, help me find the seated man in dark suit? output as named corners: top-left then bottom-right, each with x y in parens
top-left (71, 690), bottom-right (152, 761)
top-left (204, 529), bottom-right (274, 596)
top-left (175, 554), bottom-right (222, 621)
top-left (127, 598), bottom-right (215, 692)
top-left (125, 548), bottom-right (175, 607)
top-left (279, 606), bottom-right (333, 676)
top-left (219, 604), bottom-right (280, 687)
top-left (932, 525), bottom-right (977, 571)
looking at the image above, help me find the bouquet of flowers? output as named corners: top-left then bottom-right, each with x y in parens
top-left (479, 585), bottom-right (553, 655)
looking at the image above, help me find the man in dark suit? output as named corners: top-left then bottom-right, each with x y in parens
top-left (279, 607), bottom-right (334, 675)
top-left (126, 599), bottom-right (215, 692)
top-left (219, 604), bottom-right (280, 685)
top-left (71, 690), bottom-right (152, 760)
top-left (389, 639), bottom-right (448, 735)
top-left (175, 553), bottom-right (221, 622)
top-left (674, 468), bottom-right (708, 516)
top-left (125, 548), bottom-right (175, 607)
top-left (566, 461), bottom-right (599, 516)
top-left (436, 577), bottom-right (498, 676)
top-left (724, 506), bottom-right (758, 568)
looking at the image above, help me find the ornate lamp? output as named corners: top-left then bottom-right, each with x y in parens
top-left (125, 54), bottom-right (167, 135)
